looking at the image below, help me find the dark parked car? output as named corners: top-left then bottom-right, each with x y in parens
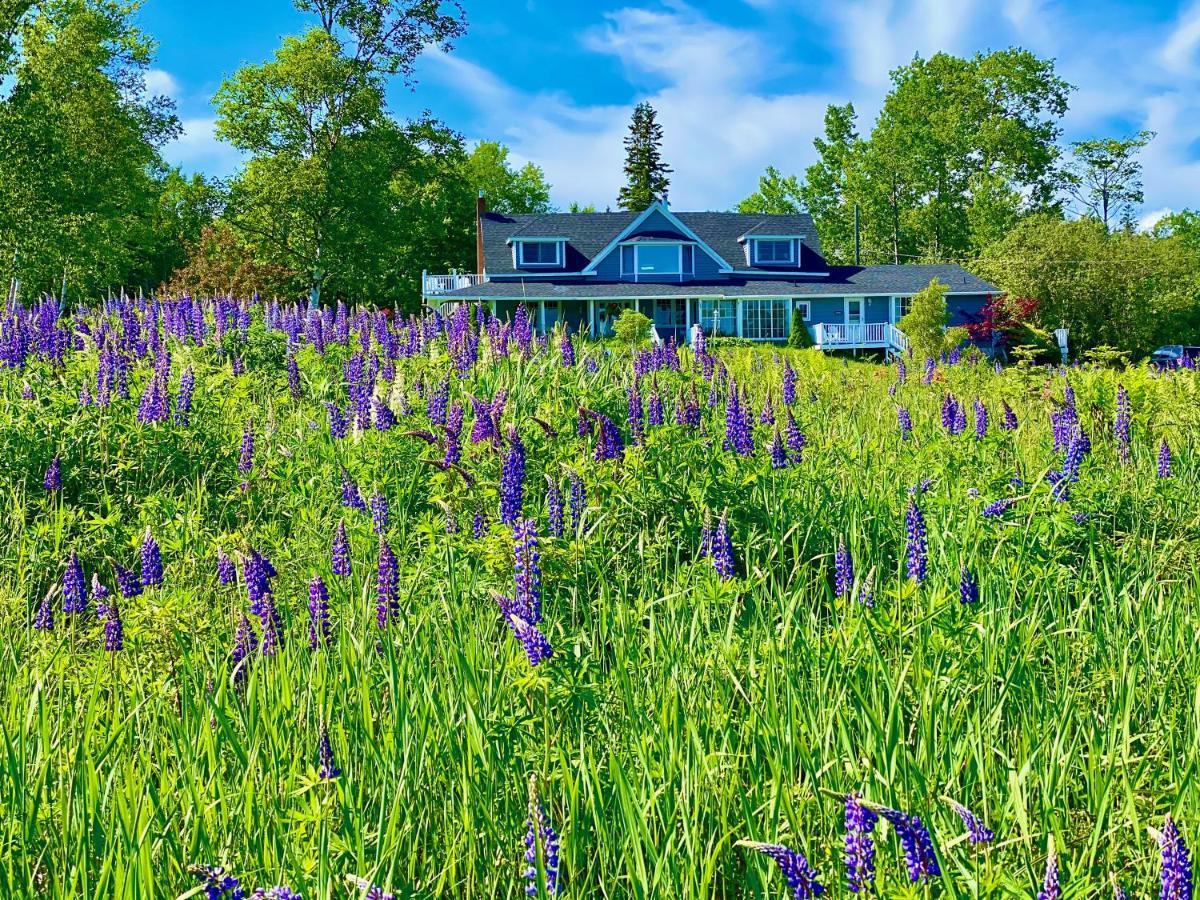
top-left (1150, 345), bottom-right (1200, 368)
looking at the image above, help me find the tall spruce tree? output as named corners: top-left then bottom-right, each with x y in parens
top-left (617, 102), bottom-right (671, 212)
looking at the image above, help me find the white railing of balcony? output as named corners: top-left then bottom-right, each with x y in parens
top-left (813, 322), bottom-right (910, 355)
top-left (422, 271), bottom-right (487, 296)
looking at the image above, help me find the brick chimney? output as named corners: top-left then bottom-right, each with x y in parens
top-left (475, 191), bottom-right (486, 275)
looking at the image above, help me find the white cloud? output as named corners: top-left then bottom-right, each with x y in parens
top-left (144, 68), bottom-right (180, 99)
top-left (161, 117), bottom-right (244, 178)
top-left (424, 5), bottom-right (837, 210)
top-left (1139, 207), bottom-right (1173, 232)
top-left (422, 0), bottom-right (1200, 218)
top-left (1162, 1), bottom-right (1200, 74)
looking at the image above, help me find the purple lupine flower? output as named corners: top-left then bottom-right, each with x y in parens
top-left (711, 514), bottom-right (735, 581)
top-left (760, 395), bottom-right (775, 425)
top-left (243, 548), bottom-right (276, 617)
top-left (923, 358), bottom-right (935, 384)
top-left (1113, 882), bottom-right (1129, 900)
top-left (783, 362), bottom-right (797, 406)
top-left (647, 389), bottom-right (664, 428)
top-left (973, 398), bottom-right (988, 440)
top-left (592, 413), bottom-right (625, 462)
top-left (946, 799), bottom-right (993, 844)
top-left (724, 381), bottom-right (754, 456)
top-left (63, 551), bottom-right (87, 614)
top-left (230, 615), bottom-right (257, 686)
top-left (33, 595), bottom-right (54, 631)
top-left (473, 506), bottom-right (488, 538)
top-left (879, 807), bottom-right (940, 884)
top-left (140, 529), bottom-right (163, 587)
top-left (428, 376), bottom-right (449, 426)
top-left (317, 726), bottom-right (341, 779)
top-left (905, 497), bottom-right (927, 583)
top-left (1037, 846), bottom-right (1060, 900)
top-left (1160, 439), bottom-right (1173, 478)
top-left (982, 498), bottom-right (1015, 518)
top-left (785, 411), bottom-right (806, 458)
top-left (770, 429), bottom-right (789, 469)
top-left (370, 490), bottom-right (389, 534)
top-left (325, 402), bottom-right (349, 439)
top-left (308, 576), bottom-right (331, 649)
top-left (1115, 385), bottom-right (1132, 465)
top-left (569, 473), bottom-right (586, 533)
top-left (941, 394), bottom-right (957, 432)
top-left (91, 575), bottom-right (110, 619)
top-left (332, 521), bottom-right (350, 576)
top-left (189, 865), bottom-right (245, 900)
top-left (238, 421), bottom-right (254, 475)
top-left (546, 478), bottom-right (564, 539)
top-left (174, 367), bottom-right (195, 426)
top-left (495, 593), bottom-right (553, 666)
top-left (376, 537), bottom-right (398, 629)
top-left (897, 406), bottom-right (913, 441)
top-left (217, 549), bottom-right (237, 586)
top-left (1001, 400), bottom-right (1018, 430)
top-left (114, 563), bottom-right (142, 598)
top-left (341, 469), bottom-right (366, 511)
top-left (959, 567), bottom-right (979, 604)
top-left (844, 793), bottom-right (878, 894)
top-left (258, 592), bottom-right (282, 656)
top-left (953, 397), bottom-right (967, 435)
top-left (103, 597), bottom-right (123, 651)
top-left (834, 543), bottom-right (853, 598)
top-left (513, 518), bottom-right (542, 624)
top-left (739, 842), bottom-right (825, 899)
top-left (286, 353), bottom-right (301, 399)
top-left (44, 456), bottom-right (62, 492)
top-left (524, 775), bottom-right (562, 897)
top-left (896, 358), bottom-right (907, 385)
top-left (443, 403), bottom-right (463, 466)
top-left (500, 425), bottom-right (526, 526)
top-left (560, 330), bottom-right (575, 368)
top-left (1159, 815), bottom-right (1193, 900)
top-left (627, 383), bottom-right (645, 446)
top-left (250, 886), bottom-right (301, 900)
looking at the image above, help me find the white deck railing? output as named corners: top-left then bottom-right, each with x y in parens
top-left (422, 272), bottom-right (487, 296)
top-left (814, 322), bottom-right (909, 355)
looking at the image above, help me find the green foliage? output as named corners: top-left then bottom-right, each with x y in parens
top-left (752, 50), bottom-right (1069, 264)
top-left (1065, 131), bottom-right (1154, 231)
top-left (611, 308), bottom-right (652, 345)
top-left (899, 277), bottom-right (950, 359)
top-left (737, 166), bottom-right (804, 215)
top-left (617, 102), bottom-right (671, 212)
top-left (788, 308), bottom-right (813, 348)
top-left (5, 309), bottom-right (1200, 896)
top-left (0, 0), bottom-right (185, 297)
top-left (466, 141), bottom-right (553, 215)
top-left (973, 216), bottom-right (1200, 355)
top-left (1083, 345), bottom-right (1133, 368)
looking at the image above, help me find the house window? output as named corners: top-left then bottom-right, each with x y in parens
top-left (753, 239), bottom-right (795, 265)
top-left (517, 241), bottom-right (561, 267)
top-left (893, 296), bottom-right (913, 322)
top-left (742, 299), bottom-right (790, 340)
top-left (698, 298), bottom-right (735, 336)
top-left (792, 300), bottom-right (811, 321)
top-left (636, 244), bottom-right (681, 275)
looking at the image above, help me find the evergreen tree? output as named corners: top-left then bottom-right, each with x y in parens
top-left (617, 102), bottom-right (671, 212)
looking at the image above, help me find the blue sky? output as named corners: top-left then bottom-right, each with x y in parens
top-left (141, 0), bottom-right (1200, 228)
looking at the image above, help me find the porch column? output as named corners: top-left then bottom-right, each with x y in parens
top-left (633, 298), bottom-right (640, 316)
top-left (735, 299), bottom-right (743, 338)
top-left (588, 299), bottom-right (596, 337)
top-left (538, 300), bottom-right (546, 334)
top-left (684, 298), bottom-right (692, 341)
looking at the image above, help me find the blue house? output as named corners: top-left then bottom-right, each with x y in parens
top-left (422, 196), bottom-right (997, 354)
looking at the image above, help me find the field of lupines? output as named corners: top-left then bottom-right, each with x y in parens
top-left (1, 296), bottom-right (1199, 899)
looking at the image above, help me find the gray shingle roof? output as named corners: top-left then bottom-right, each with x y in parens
top-left (432, 264), bottom-right (997, 300)
top-left (483, 209), bottom-right (822, 276)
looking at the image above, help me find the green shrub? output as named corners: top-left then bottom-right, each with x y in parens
top-left (612, 309), bottom-right (653, 345)
top-left (899, 278), bottom-right (950, 360)
top-left (788, 309), bottom-right (813, 348)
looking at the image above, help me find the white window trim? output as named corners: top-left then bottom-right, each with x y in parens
top-left (740, 298), bottom-right (791, 341)
top-left (845, 297), bottom-right (864, 325)
top-left (792, 300), bottom-right (811, 321)
top-left (515, 240), bottom-right (563, 268)
top-left (620, 242), bottom-right (694, 281)
top-left (892, 295), bottom-right (913, 324)
top-left (751, 238), bottom-right (796, 265)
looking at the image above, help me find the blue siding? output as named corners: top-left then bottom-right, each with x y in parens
top-left (948, 294), bottom-right (989, 329)
top-left (628, 209), bottom-right (685, 238)
top-left (864, 296), bottom-right (890, 324)
top-left (591, 251), bottom-right (623, 280)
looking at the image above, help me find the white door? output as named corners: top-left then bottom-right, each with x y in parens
top-left (845, 298), bottom-right (864, 325)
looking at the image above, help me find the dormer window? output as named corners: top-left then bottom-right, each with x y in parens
top-left (752, 239), bottom-right (796, 265)
top-left (515, 240), bottom-right (564, 267)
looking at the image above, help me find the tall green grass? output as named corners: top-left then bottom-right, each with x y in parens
top-left (1, 322), bottom-right (1199, 898)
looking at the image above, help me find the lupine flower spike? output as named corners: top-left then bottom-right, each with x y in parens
top-left (844, 793), bottom-right (878, 894)
top-left (524, 774), bottom-right (561, 897)
top-left (737, 841), bottom-right (825, 899)
top-left (943, 797), bottom-right (994, 844)
top-left (318, 726), bottom-right (341, 779)
top-left (141, 529), bottom-right (163, 587)
top-left (1037, 840), bottom-right (1061, 900)
top-left (1155, 814), bottom-right (1193, 900)
top-left (875, 803), bottom-right (941, 884)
